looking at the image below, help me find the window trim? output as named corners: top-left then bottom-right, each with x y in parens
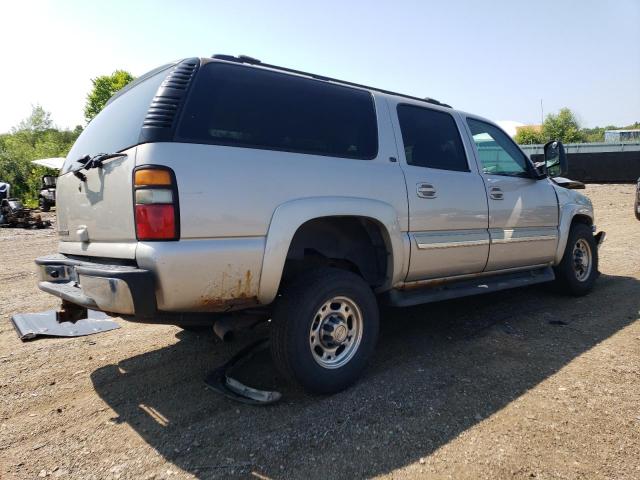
top-left (465, 117), bottom-right (536, 178)
top-left (396, 103), bottom-right (471, 173)
top-left (174, 61), bottom-right (380, 161)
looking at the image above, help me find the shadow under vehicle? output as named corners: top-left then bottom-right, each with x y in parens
top-left (90, 272), bottom-right (639, 479)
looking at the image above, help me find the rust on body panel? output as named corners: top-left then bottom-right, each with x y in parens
top-left (199, 269), bottom-right (259, 311)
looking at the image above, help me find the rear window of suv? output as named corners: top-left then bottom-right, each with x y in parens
top-left (63, 64), bottom-right (173, 174)
top-left (176, 62), bottom-right (378, 160)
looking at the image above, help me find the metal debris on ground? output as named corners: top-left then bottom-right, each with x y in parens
top-left (205, 338), bottom-right (282, 405)
top-left (11, 309), bottom-right (120, 341)
top-left (0, 198), bottom-right (51, 229)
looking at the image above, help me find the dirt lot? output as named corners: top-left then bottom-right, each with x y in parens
top-left (1, 184), bottom-right (639, 480)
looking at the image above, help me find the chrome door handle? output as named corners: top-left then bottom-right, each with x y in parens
top-left (489, 187), bottom-right (503, 200)
top-left (417, 183), bottom-right (437, 199)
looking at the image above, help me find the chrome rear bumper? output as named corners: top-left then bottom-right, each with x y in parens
top-left (36, 254), bottom-right (156, 317)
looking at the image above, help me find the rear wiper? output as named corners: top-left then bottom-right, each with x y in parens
top-left (71, 152), bottom-right (128, 181)
top-left (78, 152), bottom-right (127, 169)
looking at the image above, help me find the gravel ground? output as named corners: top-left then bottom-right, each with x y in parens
top-left (1, 184), bottom-right (639, 480)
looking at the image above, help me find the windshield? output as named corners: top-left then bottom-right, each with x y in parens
top-left (62, 64), bottom-right (173, 174)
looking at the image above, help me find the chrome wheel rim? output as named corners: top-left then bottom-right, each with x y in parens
top-left (572, 238), bottom-right (592, 282)
top-left (309, 296), bottom-right (363, 369)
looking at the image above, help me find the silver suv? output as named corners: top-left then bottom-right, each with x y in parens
top-left (36, 55), bottom-right (605, 394)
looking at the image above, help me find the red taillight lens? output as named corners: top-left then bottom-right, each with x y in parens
top-left (135, 204), bottom-right (176, 240)
top-left (133, 167), bottom-right (179, 241)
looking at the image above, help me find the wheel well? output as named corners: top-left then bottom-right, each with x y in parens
top-left (282, 217), bottom-right (390, 288)
top-left (571, 214), bottom-right (593, 228)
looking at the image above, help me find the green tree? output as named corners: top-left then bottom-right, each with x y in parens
top-left (514, 126), bottom-right (544, 145)
top-left (542, 108), bottom-right (585, 143)
top-left (15, 104), bottom-right (53, 133)
top-left (0, 106), bottom-right (81, 204)
top-left (84, 70), bottom-right (134, 123)
top-left (581, 127), bottom-right (605, 143)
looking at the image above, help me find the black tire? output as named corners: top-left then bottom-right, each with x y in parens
top-left (553, 223), bottom-right (598, 296)
top-left (271, 267), bottom-right (379, 394)
top-left (39, 198), bottom-right (50, 212)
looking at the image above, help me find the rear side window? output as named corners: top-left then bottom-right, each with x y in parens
top-left (63, 65), bottom-right (172, 173)
top-left (177, 63), bottom-right (378, 160)
top-left (397, 105), bottom-right (468, 172)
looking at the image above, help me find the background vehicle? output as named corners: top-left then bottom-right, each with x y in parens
top-left (635, 177), bottom-right (640, 220)
top-left (35, 55), bottom-right (605, 394)
top-left (38, 175), bottom-right (57, 212)
top-left (31, 158), bottom-right (65, 212)
top-left (0, 181), bottom-right (9, 202)
top-left (0, 198), bottom-right (51, 228)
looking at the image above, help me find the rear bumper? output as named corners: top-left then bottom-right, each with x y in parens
top-left (36, 254), bottom-right (156, 317)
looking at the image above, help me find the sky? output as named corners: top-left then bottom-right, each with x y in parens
top-left (0, 0), bottom-right (638, 133)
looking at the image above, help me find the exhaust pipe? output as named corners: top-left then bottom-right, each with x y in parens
top-left (212, 312), bottom-right (269, 342)
top-left (213, 316), bottom-right (235, 342)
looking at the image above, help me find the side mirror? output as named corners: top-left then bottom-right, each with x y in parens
top-left (543, 140), bottom-right (568, 178)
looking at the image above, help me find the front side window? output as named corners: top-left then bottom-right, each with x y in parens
top-left (396, 105), bottom-right (468, 172)
top-left (177, 62), bottom-right (378, 160)
top-left (467, 118), bottom-right (530, 176)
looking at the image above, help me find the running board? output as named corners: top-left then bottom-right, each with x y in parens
top-left (384, 267), bottom-right (555, 307)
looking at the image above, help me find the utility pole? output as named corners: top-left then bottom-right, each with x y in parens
top-left (540, 99), bottom-right (544, 125)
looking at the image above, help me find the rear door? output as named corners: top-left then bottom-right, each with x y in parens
top-left (464, 117), bottom-right (559, 271)
top-left (389, 101), bottom-right (490, 281)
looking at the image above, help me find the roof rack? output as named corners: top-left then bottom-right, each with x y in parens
top-left (211, 54), bottom-right (452, 109)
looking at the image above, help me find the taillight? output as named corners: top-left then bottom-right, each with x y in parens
top-left (133, 167), bottom-right (179, 241)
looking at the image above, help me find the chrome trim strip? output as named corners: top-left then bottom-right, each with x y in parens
top-left (489, 227), bottom-right (558, 245)
top-left (416, 239), bottom-right (489, 250)
top-left (413, 228), bottom-right (558, 249)
top-left (491, 235), bottom-right (557, 244)
top-left (413, 230), bottom-right (490, 251)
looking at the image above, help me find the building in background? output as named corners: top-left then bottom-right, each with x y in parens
top-left (496, 120), bottom-right (525, 137)
top-left (605, 129), bottom-right (640, 143)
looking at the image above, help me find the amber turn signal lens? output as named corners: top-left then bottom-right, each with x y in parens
top-left (134, 169), bottom-right (172, 186)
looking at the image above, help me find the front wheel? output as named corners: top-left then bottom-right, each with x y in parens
top-left (553, 223), bottom-right (598, 296)
top-left (270, 268), bottom-right (379, 394)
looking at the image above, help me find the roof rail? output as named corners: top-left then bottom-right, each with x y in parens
top-left (211, 54), bottom-right (452, 108)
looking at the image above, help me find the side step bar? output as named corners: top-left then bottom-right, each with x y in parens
top-left (384, 267), bottom-right (555, 307)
